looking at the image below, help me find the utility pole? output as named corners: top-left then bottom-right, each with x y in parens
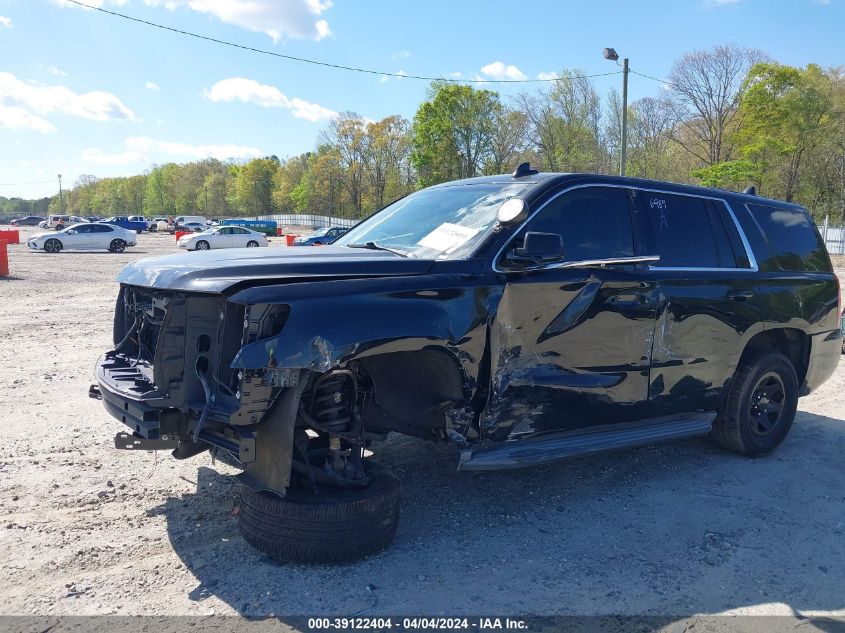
top-left (620, 57), bottom-right (629, 177)
top-left (57, 174), bottom-right (64, 214)
top-left (603, 48), bottom-right (629, 176)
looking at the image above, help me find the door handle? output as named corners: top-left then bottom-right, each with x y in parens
top-left (729, 290), bottom-right (754, 302)
top-left (609, 294), bottom-right (647, 307)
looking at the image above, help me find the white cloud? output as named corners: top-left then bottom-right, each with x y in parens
top-left (47, 66), bottom-right (68, 77)
top-left (143, 0), bottom-right (334, 42)
top-left (0, 106), bottom-right (57, 133)
top-left (81, 147), bottom-right (145, 164)
top-left (480, 61), bottom-right (527, 81)
top-left (204, 77), bottom-right (337, 122)
top-left (82, 136), bottom-right (263, 164)
top-left (0, 72), bottom-right (136, 124)
top-left (392, 49), bottom-right (410, 59)
top-left (0, 15), bottom-right (12, 28)
top-left (145, 81), bottom-right (160, 91)
top-left (537, 71), bottom-right (558, 81)
top-left (380, 70), bottom-right (408, 83)
top-left (126, 136), bottom-right (262, 160)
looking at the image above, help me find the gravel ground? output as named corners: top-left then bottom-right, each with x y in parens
top-left (1, 226), bottom-right (844, 619)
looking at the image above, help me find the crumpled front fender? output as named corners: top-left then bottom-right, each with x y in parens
top-left (228, 274), bottom-right (501, 395)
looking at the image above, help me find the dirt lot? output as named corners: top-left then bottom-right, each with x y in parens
top-left (1, 226), bottom-right (844, 618)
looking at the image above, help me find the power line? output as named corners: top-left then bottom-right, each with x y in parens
top-left (630, 69), bottom-right (678, 89)
top-left (64, 0), bottom-right (622, 84)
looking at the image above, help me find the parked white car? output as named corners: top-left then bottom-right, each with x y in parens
top-left (27, 223), bottom-right (138, 253)
top-left (178, 226), bottom-right (268, 251)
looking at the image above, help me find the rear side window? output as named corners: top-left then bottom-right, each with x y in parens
top-left (521, 187), bottom-right (634, 262)
top-left (747, 204), bottom-right (831, 272)
top-left (707, 201), bottom-right (751, 269)
top-left (640, 192), bottom-right (719, 267)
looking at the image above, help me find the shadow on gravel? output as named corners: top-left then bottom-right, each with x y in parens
top-left (157, 410), bottom-right (845, 618)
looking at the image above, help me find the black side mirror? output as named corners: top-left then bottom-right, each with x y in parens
top-left (508, 232), bottom-right (564, 265)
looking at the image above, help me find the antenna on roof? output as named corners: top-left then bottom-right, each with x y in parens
top-left (512, 162), bottom-right (539, 178)
top-left (743, 185), bottom-right (757, 196)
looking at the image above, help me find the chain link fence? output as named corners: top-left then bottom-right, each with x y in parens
top-left (820, 217), bottom-right (845, 256)
top-left (245, 213), bottom-right (364, 231)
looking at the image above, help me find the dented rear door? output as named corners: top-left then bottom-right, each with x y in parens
top-left (633, 189), bottom-right (763, 415)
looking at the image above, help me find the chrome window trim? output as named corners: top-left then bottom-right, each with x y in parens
top-left (491, 182), bottom-right (758, 274)
top-left (546, 255), bottom-right (660, 270)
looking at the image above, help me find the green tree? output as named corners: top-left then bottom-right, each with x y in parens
top-left (411, 82), bottom-right (502, 186)
top-left (738, 62), bottom-right (836, 202)
top-left (231, 157), bottom-right (279, 214)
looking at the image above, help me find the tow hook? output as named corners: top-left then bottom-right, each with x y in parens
top-left (114, 431), bottom-right (179, 451)
top-left (88, 384), bottom-right (102, 400)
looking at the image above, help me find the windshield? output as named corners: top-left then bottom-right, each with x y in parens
top-left (309, 228), bottom-right (330, 238)
top-left (334, 183), bottom-right (528, 259)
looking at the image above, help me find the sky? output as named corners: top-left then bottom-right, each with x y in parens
top-left (0, 0), bottom-right (843, 200)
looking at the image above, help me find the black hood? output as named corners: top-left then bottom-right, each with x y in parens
top-left (117, 246), bottom-right (436, 293)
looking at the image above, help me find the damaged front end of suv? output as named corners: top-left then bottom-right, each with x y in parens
top-left (92, 177), bottom-right (529, 562)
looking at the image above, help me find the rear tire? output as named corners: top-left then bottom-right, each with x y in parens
top-left (195, 240), bottom-right (210, 251)
top-left (44, 238), bottom-right (62, 253)
top-left (238, 468), bottom-right (401, 563)
top-left (109, 238), bottom-right (126, 253)
top-left (712, 352), bottom-right (798, 456)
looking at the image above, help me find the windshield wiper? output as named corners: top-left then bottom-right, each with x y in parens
top-left (346, 241), bottom-right (409, 257)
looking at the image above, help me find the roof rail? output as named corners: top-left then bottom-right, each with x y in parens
top-left (512, 162), bottom-right (539, 178)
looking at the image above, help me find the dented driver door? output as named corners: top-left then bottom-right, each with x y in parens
top-left (483, 186), bottom-right (660, 442)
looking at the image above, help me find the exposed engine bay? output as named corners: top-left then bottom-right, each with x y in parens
top-left (95, 284), bottom-right (472, 494)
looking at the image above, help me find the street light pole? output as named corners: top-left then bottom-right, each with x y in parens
top-left (620, 57), bottom-right (629, 177)
top-left (603, 48), bottom-right (629, 177)
top-left (58, 174), bottom-right (64, 214)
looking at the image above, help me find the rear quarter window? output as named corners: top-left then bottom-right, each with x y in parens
top-left (746, 204), bottom-right (831, 273)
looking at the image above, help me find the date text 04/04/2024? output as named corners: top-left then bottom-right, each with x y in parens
top-left (306, 617), bottom-right (528, 630)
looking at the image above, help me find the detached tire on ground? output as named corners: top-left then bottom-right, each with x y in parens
top-left (712, 351), bottom-right (799, 456)
top-left (238, 469), bottom-right (401, 563)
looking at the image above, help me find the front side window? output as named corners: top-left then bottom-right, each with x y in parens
top-left (640, 192), bottom-right (719, 268)
top-left (334, 183), bottom-right (529, 259)
top-left (514, 186), bottom-right (634, 263)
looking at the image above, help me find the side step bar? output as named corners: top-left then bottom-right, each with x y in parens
top-left (458, 413), bottom-right (715, 471)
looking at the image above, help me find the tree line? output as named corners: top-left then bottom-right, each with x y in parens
top-left (9, 44), bottom-right (845, 222)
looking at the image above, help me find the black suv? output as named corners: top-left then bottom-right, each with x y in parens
top-left (92, 168), bottom-right (841, 562)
